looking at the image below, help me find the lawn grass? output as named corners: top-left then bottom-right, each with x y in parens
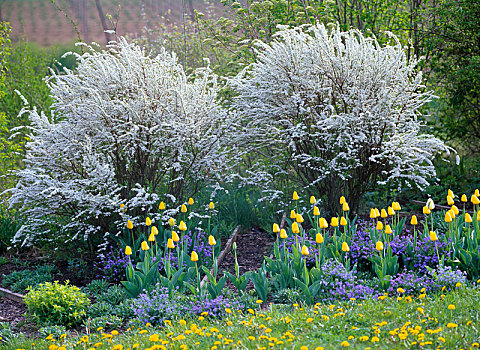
top-left (3, 285), bottom-right (480, 350)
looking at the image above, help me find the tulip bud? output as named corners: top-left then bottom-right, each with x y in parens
top-left (169, 218), bottom-right (176, 226)
top-left (209, 202), bottom-right (215, 210)
top-left (376, 241), bottom-right (384, 251)
top-left (310, 196), bottom-right (316, 204)
top-left (292, 222), bottom-right (300, 234)
top-left (447, 196), bottom-right (454, 206)
top-left (376, 221), bottom-right (384, 231)
top-left (388, 207), bottom-right (395, 216)
top-left (340, 196), bottom-right (346, 204)
top-left (188, 197), bottom-right (194, 205)
top-left (342, 202), bottom-right (350, 212)
top-left (280, 229), bottom-right (288, 239)
top-left (127, 220), bottom-right (133, 230)
top-left (381, 209), bottom-right (387, 218)
top-left (179, 221), bottom-right (187, 231)
top-left (316, 233), bottom-right (324, 244)
top-left (232, 242), bottom-right (237, 250)
top-left (448, 189), bottom-right (454, 198)
top-left (293, 191), bottom-right (299, 201)
top-left (319, 217), bottom-right (328, 229)
top-left (290, 210), bottom-right (296, 219)
top-left (159, 201), bottom-right (166, 210)
top-left (461, 194), bottom-right (467, 202)
top-left (181, 204), bottom-right (187, 213)
top-left (471, 195), bottom-right (480, 205)
top-left (342, 242), bottom-right (350, 252)
top-left (209, 235), bottom-right (216, 246)
top-left (369, 208), bottom-right (376, 219)
top-left (429, 231), bottom-right (438, 242)
top-left (475, 189), bottom-right (480, 197)
top-left (301, 245), bottom-right (309, 256)
top-left (392, 202), bottom-right (401, 211)
top-left (451, 205), bottom-right (459, 216)
top-left (151, 226), bottom-right (158, 236)
top-left (146, 217), bottom-right (152, 226)
top-left (449, 209), bottom-right (456, 219)
top-left (340, 217), bottom-right (347, 226)
top-left (465, 213), bottom-right (472, 223)
top-left (191, 251), bottom-right (199, 262)
top-left (423, 206), bottom-right (431, 215)
top-left (313, 206), bottom-right (320, 216)
top-left (296, 213), bottom-right (304, 223)
top-left (385, 225), bottom-right (392, 234)
top-left (331, 217), bottom-right (339, 227)
top-left (445, 211), bottom-right (452, 223)
top-left (148, 233), bottom-right (155, 242)
top-left (167, 238), bottom-right (175, 249)
top-left (375, 208), bottom-right (380, 217)
top-left (426, 198), bottom-right (435, 210)
top-left (172, 231), bottom-right (180, 242)
top-left (141, 241), bottom-right (149, 251)
top-left (125, 245), bottom-right (132, 256)
top-left (411, 215), bottom-right (418, 225)
top-left (273, 223), bottom-right (280, 233)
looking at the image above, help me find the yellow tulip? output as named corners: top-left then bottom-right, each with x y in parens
top-left (331, 217), bottom-right (339, 227)
top-left (181, 204), bottom-right (187, 213)
top-left (342, 202), bottom-right (350, 212)
top-left (159, 201), bottom-right (166, 210)
top-left (447, 196), bottom-right (454, 206)
top-left (141, 241), bottom-right (149, 251)
top-left (369, 208), bottom-right (376, 219)
top-left (310, 196), bottom-right (316, 204)
top-left (392, 202), bottom-right (401, 211)
top-left (280, 229), bottom-right (288, 239)
top-left (319, 217), bottom-right (328, 229)
top-left (313, 206), bottom-right (320, 216)
top-left (448, 189), bottom-right (454, 198)
top-left (340, 217), bottom-right (347, 226)
top-left (209, 202), bottom-right (215, 210)
top-left (316, 233), bottom-right (324, 244)
top-left (340, 196), bottom-right (346, 204)
top-left (451, 205), bottom-right (459, 216)
top-left (411, 215), bottom-right (418, 225)
top-left (179, 221), bottom-right (187, 231)
top-left (293, 191), bottom-right (299, 201)
top-left (127, 220), bottom-right (133, 229)
top-left (167, 238), bottom-right (175, 249)
top-left (475, 189), bottom-right (480, 197)
top-left (169, 218), bottom-right (176, 226)
top-left (146, 217), bottom-right (152, 226)
top-left (191, 251), bottom-right (199, 262)
top-left (376, 221), bottom-right (384, 231)
top-left (296, 213), bottom-right (304, 223)
top-left (342, 242), bottom-right (350, 252)
top-left (429, 231), bottom-right (438, 242)
top-left (385, 225), bottom-right (392, 234)
top-left (273, 223), bottom-right (280, 233)
top-left (471, 195), bottom-right (480, 205)
top-left (188, 197), bottom-right (194, 205)
top-left (125, 245), bottom-right (132, 256)
top-left (426, 198), bottom-right (435, 210)
top-left (292, 222), bottom-right (300, 234)
top-left (208, 235), bottom-right (216, 246)
top-left (172, 231), bottom-right (180, 242)
top-left (375, 208), bottom-right (380, 217)
top-left (290, 210), bottom-right (296, 219)
top-left (461, 194), bottom-right (467, 202)
top-left (477, 211), bottom-right (480, 222)
top-left (449, 209), bottom-right (456, 219)
top-left (301, 245), bottom-right (309, 256)
top-left (148, 233), bottom-right (155, 242)
top-left (423, 206), bottom-right (431, 215)
top-left (151, 226), bottom-right (158, 236)
top-left (388, 206), bottom-right (395, 216)
top-left (445, 211), bottom-right (452, 223)
top-left (465, 213), bottom-right (472, 223)
top-left (376, 241), bottom-right (384, 251)
top-left (380, 209), bottom-right (387, 218)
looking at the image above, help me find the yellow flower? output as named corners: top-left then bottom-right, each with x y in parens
top-left (429, 231), bottom-right (438, 242)
top-left (381, 209), bottom-right (388, 218)
top-left (385, 225), bottom-right (392, 234)
top-left (340, 341), bottom-right (349, 347)
top-left (209, 202), bottom-right (215, 210)
top-left (342, 242), bottom-right (350, 252)
top-left (476, 189), bottom-right (480, 196)
top-left (179, 221), bottom-right (187, 231)
top-left (340, 217), bottom-right (347, 226)
top-left (296, 213), bottom-right (304, 223)
top-left (472, 195), bottom-right (480, 205)
top-left (411, 215), bottom-right (418, 225)
top-left (369, 208), bottom-right (377, 219)
top-left (159, 201), bottom-right (166, 210)
top-left (448, 304), bottom-right (455, 310)
top-left (301, 245), bottom-right (309, 256)
top-left (141, 241), bottom-right (149, 251)
top-left (148, 232), bottom-right (155, 242)
top-left (172, 231), bottom-right (180, 242)
top-left (371, 336), bottom-right (379, 342)
top-left (465, 213), bottom-right (473, 223)
top-left (376, 221), bottom-right (383, 231)
top-left (150, 225), bottom-right (158, 236)
top-left (127, 220), bottom-right (133, 230)
top-left (397, 288), bottom-right (405, 294)
top-left (149, 334), bottom-right (160, 342)
top-left (449, 208), bottom-right (456, 219)
top-left (208, 235), bottom-right (216, 246)
top-left (181, 204), bottom-right (187, 213)
top-left (146, 217), bottom-right (152, 226)
top-left (125, 246), bottom-right (132, 256)
top-left (375, 241), bottom-right (384, 251)
top-left (319, 217), bottom-right (328, 229)
top-left (342, 202), bottom-right (350, 212)
top-left (273, 223), bottom-right (280, 233)
top-left (388, 206), bottom-right (395, 216)
top-left (293, 191), bottom-right (299, 201)
top-left (340, 196), bottom-right (346, 204)
top-left (375, 208), bottom-right (380, 217)
top-left (313, 206), bottom-right (320, 216)
top-left (290, 209), bottom-right (296, 219)
top-left (427, 198), bottom-right (435, 210)
top-left (188, 197), bottom-right (194, 205)
top-left (310, 196), bottom-right (316, 204)
top-left (306, 317), bottom-right (313, 323)
top-left (423, 206), bottom-right (431, 215)
top-left (167, 238), bottom-right (175, 249)
top-left (191, 251), bottom-right (199, 262)
top-left (331, 217), bottom-right (339, 227)
top-left (461, 194), bottom-right (467, 202)
top-left (280, 229), bottom-right (288, 239)
top-left (417, 307), bottom-right (424, 314)
top-left (445, 211), bottom-right (452, 223)
top-left (392, 202), bottom-right (401, 211)
top-left (292, 222), bottom-right (300, 234)
top-left (477, 210), bottom-right (480, 222)
top-left (359, 336), bottom-right (369, 341)
top-left (169, 218), bottom-right (176, 226)
top-left (446, 323), bottom-right (457, 328)
top-left (316, 233), bottom-right (324, 244)
top-left (447, 195), bottom-right (454, 206)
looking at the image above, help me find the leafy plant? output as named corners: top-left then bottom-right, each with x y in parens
top-left (86, 315), bottom-right (123, 332)
top-left (38, 325), bottom-right (67, 340)
top-left (96, 285), bottom-right (127, 306)
top-left (83, 279), bottom-right (110, 297)
top-left (2, 264), bottom-right (56, 293)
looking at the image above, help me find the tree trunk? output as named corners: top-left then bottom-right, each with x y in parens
top-left (95, 0), bottom-right (113, 45)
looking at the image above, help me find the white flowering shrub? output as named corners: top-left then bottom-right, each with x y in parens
top-left (229, 24), bottom-right (451, 212)
top-left (8, 39), bottom-right (230, 247)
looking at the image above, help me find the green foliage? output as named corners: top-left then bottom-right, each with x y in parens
top-left (1, 264), bottom-right (56, 293)
top-left (271, 288), bottom-right (302, 304)
top-left (37, 325), bottom-right (67, 340)
top-left (87, 302), bottom-right (114, 319)
top-left (86, 315), bottom-right (123, 332)
top-left (0, 209), bottom-right (21, 253)
top-left (0, 322), bottom-right (21, 345)
top-left (24, 281), bottom-right (90, 328)
top-left (82, 279), bottom-right (110, 298)
top-left (95, 285), bottom-right (127, 306)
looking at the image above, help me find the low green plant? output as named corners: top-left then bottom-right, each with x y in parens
top-left (2, 265), bottom-right (56, 293)
top-left (0, 322), bottom-right (21, 344)
top-left (24, 281), bottom-right (90, 328)
top-left (38, 325), bottom-right (67, 340)
top-left (95, 285), bottom-right (127, 306)
top-left (85, 315), bottom-right (123, 332)
top-left (83, 279), bottom-right (110, 297)
top-left (87, 302), bottom-right (115, 319)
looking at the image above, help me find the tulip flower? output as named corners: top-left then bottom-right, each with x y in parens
top-left (209, 202), bottom-right (215, 210)
top-left (188, 197), bottom-right (194, 205)
top-left (340, 216), bottom-right (347, 226)
top-left (477, 211), bottom-right (480, 222)
top-left (209, 235), bottom-right (216, 246)
top-left (445, 211), bottom-right (452, 223)
top-left (342, 202), bottom-right (350, 212)
top-left (125, 245), bottom-right (132, 256)
top-left (449, 209), bottom-right (456, 219)
top-left (290, 210), bottom-right (296, 219)
top-left (392, 202), bottom-right (401, 211)
top-left (447, 196), bottom-right (454, 206)
top-left (273, 223), bottom-right (280, 233)
top-left (296, 213), bottom-right (304, 223)
top-left (385, 224), bottom-right (392, 234)
top-left (381, 209), bottom-right (387, 218)
top-left (427, 198), bottom-right (435, 210)
top-left (376, 221), bottom-right (383, 230)
top-left (167, 238), bottom-right (175, 249)
top-left (292, 222), bottom-right (300, 234)
top-left (313, 206), bottom-right (320, 216)
top-left (181, 204), bottom-right (187, 213)
top-left (310, 196), bottom-right (316, 204)
top-left (169, 218), bottom-right (176, 226)
top-left (151, 226), bottom-right (158, 236)
top-left (465, 213), bottom-right (472, 223)
top-left (461, 194), bottom-right (467, 202)
top-left (127, 220), bottom-right (133, 229)
top-left (301, 245), bottom-right (309, 256)
top-left (411, 215), bottom-right (418, 225)
top-left (293, 191), bottom-right (299, 201)
top-left (388, 206), bottom-right (395, 216)
top-left (146, 217), bottom-right (152, 226)
top-left (475, 189), bottom-right (480, 197)
top-left (429, 231), bottom-right (438, 242)
top-left (472, 195), bottom-right (480, 205)
top-left (191, 251), bottom-right (198, 262)
top-left (423, 206), bottom-right (431, 215)
top-left (375, 208), bottom-right (380, 217)
top-left (342, 242), bottom-right (350, 252)
top-left (316, 233), bottom-right (324, 244)
top-left (148, 232), bottom-right (155, 242)
top-left (179, 221), bottom-right (187, 231)
top-left (141, 241), bottom-right (149, 251)
top-left (331, 217), bottom-right (339, 227)
top-left (319, 217), bottom-right (328, 229)
top-left (376, 241), bottom-right (384, 251)
top-left (369, 208), bottom-right (376, 219)
top-left (280, 229), bottom-right (288, 239)
top-left (172, 231), bottom-right (180, 242)
top-left (340, 196), bottom-right (346, 204)
top-left (448, 189), bottom-right (454, 198)
top-left (451, 205), bottom-right (459, 216)
top-left (159, 201), bottom-right (166, 210)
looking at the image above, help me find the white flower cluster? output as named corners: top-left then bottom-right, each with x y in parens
top-left (8, 39), bottom-right (230, 247)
